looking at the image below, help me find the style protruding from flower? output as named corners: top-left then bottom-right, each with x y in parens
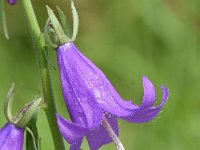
top-left (46, 1), bottom-right (169, 149)
top-left (7, 0), bottom-right (16, 5)
top-left (0, 84), bottom-right (42, 150)
top-left (56, 42), bottom-right (169, 150)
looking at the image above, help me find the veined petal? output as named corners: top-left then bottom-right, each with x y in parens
top-left (57, 43), bottom-right (104, 128)
top-left (0, 123), bottom-right (24, 150)
top-left (140, 76), bottom-right (156, 108)
top-left (86, 115), bottom-right (118, 150)
top-left (56, 114), bottom-right (87, 145)
top-left (120, 85), bottom-right (169, 123)
top-left (57, 42), bottom-right (138, 123)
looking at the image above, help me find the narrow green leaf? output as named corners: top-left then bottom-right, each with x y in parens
top-left (0, 0), bottom-right (9, 39)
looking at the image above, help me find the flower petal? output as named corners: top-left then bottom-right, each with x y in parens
top-left (121, 85), bottom-right (169, 123)
top-left (121, 107), bottom-right (162, 123)
top-left (57, 43), bottom-right (104, 128)
top-left (56, 114), bottom-right (87, 145)
top-left (0, 123), bottom-right (24, 150)
top-left (57, 42), bottom-right (138, 120)
top-left (160, 85), bottom-right (169, 105)
top-left (86, 115), bottom-right (118, 150)
top-left (140, 76), bottom-right (156, 108)
top-left (69, 140), bottom-right (83, 150)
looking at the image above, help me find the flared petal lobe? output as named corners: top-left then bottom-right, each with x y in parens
top-left (56, 114), bottom-right (87, 145)
top-left (0, 123), bottom-right (24, 150)
top-left (140, 76), bottom-right (156, 108)
top-left (7, 0), bottom-right (16, 5)
top-left (121, 85), bottom-right (169, 123)
top-left (57, 114), bottom-right (119, 150)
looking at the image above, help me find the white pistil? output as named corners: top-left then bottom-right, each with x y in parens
top-left (102, 115), bottom-right (125, 150)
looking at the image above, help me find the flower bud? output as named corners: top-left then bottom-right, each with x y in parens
top-left (13, 97), bottom-right (42, 128)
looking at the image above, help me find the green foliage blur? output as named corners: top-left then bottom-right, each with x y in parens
top-left (0, 0), bottom-right (200, 149)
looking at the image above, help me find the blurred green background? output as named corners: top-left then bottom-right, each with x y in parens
top-left (0, 0), bottom-right (200, 149)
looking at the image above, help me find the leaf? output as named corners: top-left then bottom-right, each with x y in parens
top-left (0, 0), bottom-right (9, 39)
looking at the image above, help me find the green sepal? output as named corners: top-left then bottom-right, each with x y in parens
top-left (46, 5), bottom-right (69, 45)
top-left (45, 1), bottom-right (79, 46)
top-left (71, 0), bottom-right (79, 41)
top-left (56, 6), bottom-right (72, 38)
top-left (4, 83), bottom-right (20, 122)
top-left (44, 18), bottom-right (57, 48)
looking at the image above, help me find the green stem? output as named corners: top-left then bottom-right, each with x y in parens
top-left (26, 127), bottom-right (38, 150)
top-left (21, 0), bottom-right (65, 149)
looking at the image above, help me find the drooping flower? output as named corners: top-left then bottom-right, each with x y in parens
top-left (7, 0), bottom-right (16, 5)
top-left (56, 42), bottom-right (169, 150)
top-left (0, 123), bottom-right (24, 150)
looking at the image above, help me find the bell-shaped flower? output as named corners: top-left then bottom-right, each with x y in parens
top-left (56, 42), bottom-right (169, 150)
top-left (0, 123), bottom-right (24, 150)
top-left (7, 0), bottom-right (16, 5)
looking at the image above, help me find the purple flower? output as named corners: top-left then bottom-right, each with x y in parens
top-left (56, 42), bottom-right (169, 150)
top-left (7, 0), bottom-right (16, 5)
top-left (0, 123), bottom-right (24, 150)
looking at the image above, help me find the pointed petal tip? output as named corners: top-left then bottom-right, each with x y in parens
top-left (141, 75), bottom-right (156, 108)
top-left (142, 75), bottom-right (153, 85)
top-left (56, 114), bottom-right (87, 144)
top-left (142, 75), bottom-right (148, 80)
top-left (160, 85), bottom-right (169, 105)
top-left (142, 76), bottom-right (155, 93)
top-left (141, 75), bottom-right (169, 107)
top-left (120, 77), bottom-right (169, 123)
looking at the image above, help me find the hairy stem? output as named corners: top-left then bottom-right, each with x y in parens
top-left (102, 116), bottom-right (125, 150)
top-left (21, 0), bottom-right (65, 149)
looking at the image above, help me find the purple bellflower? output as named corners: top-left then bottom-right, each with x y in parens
top-left (7, 0), bottom-right (16, 5)
top-left (56, 42), bottom-right (169, 150)
top-left (0, 123), bottom-right (24, 150)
